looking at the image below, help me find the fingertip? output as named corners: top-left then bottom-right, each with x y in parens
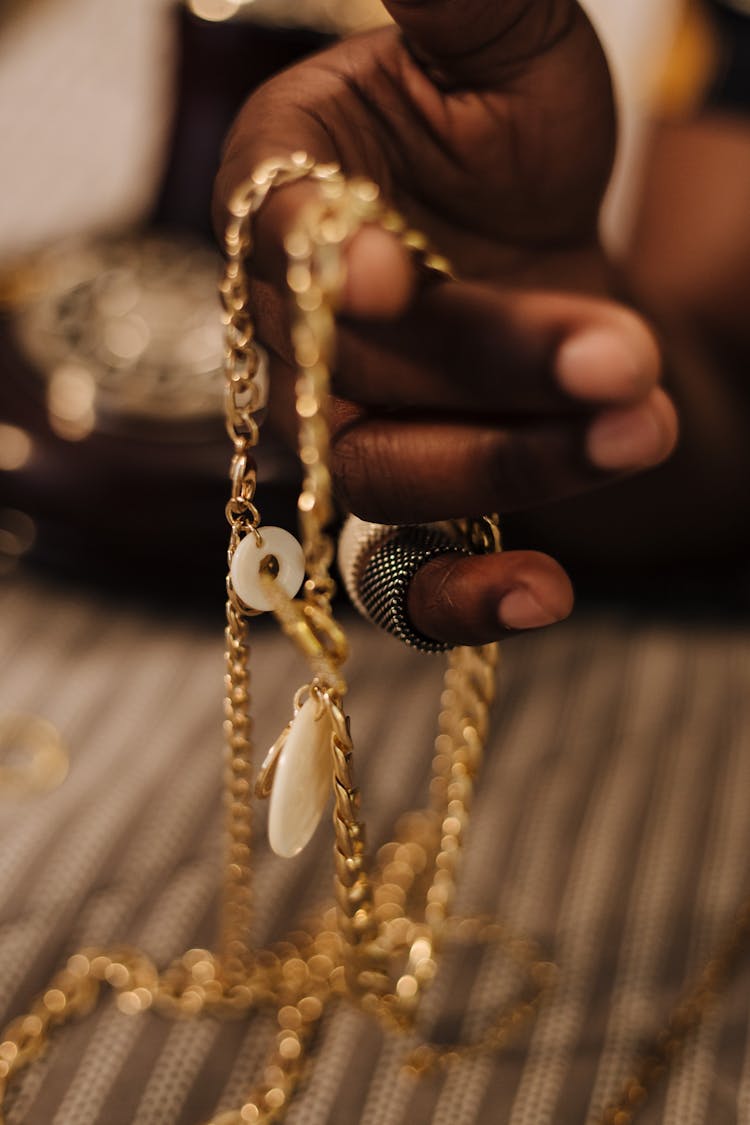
top-left (497, 572), bottom-right (574, 632)
top-left (555, 310), bottom-right (661, 403)
top-left (408, 550), bottom-right (574, 646)
top-left (653, 385), bottom-right (680, 459)
top-left (586, 385), bottom-right (679, 472)
top-left (342, 226), bottom-right (416, 318)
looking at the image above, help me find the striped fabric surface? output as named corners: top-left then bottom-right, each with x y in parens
top-left (1, 573), bottom-right (750, 1124)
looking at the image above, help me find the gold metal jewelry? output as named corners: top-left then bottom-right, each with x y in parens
top-left (0, 152), bottom-right (745, 1125)
top-left (0, 713), bottom-right (68, 797)
top-left (186, 0), bottom-right (390, 35)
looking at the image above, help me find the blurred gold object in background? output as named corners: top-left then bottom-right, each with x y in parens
top-left (655, 0), bottom-right (719, 115)
top-left (10, 235), bottom-right (225, 436)
top-left (187, 0), bottom-right (391, 33)
top-left (0, 713), bottom-right (68, 797)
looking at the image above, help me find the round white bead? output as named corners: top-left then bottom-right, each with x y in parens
top-left (230, 526), bottom-right (305, 612)
top-left (268, 696), bottom-right (332, 858)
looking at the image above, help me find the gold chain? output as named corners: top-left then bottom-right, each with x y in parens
top-left (0, 153), bottom-right (745, 1125)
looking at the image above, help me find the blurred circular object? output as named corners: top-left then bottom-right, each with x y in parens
top-left (8, 233), bottom-right (226, 436)
top-left (186, 0), bottom-right (390, 34)
top-left (0, 713), bottom-right (69, 797)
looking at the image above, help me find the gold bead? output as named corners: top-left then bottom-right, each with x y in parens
top-left (278, 1036), bottom-right (301, 1061)
top-left (278, 1006), bottom-right (302, 1030)
top-left (104, 963), bottom-right (130, 989)
top-left (42, 989), bottom-right (67, 1014)
top-left (263, 1065), bottom-right (285, 1088)
top-left (67, 954), bottom-right (91, 978)
top-left (264, 1087), bottom-right (286, 1111)
top-left (21, 1016), bottom-right (43, 1037)
top-left (117, 992), bottom-right (144, 1016)
top-left (395, 975), bottom-right (418, 1001)
top-left (298, 996), bottom-right (323, 1022)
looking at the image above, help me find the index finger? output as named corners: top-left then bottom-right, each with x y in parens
top-left (335, 283), bottom-right (662, 411)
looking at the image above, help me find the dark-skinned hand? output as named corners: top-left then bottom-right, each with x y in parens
top-left (214, 0), bottom-right (678, 646)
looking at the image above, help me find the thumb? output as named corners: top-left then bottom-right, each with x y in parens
top-left (382, 0), bottom-right (579, 84)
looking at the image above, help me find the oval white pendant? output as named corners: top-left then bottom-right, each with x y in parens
top-left (268, 696), bottom-right (332, 858)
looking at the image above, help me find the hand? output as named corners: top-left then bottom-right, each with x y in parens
top-left (214, 0), bottom-right (678, 646)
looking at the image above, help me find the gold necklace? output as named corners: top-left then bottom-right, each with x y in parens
top-left (0, 154), bottom-right (746, 1125)
top-left (0, 157), bottom-right (548, 1124)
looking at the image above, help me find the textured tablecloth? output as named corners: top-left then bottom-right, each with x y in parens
top-left (1, 573), bottom-right (750, 1124)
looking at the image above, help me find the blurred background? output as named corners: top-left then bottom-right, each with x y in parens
top-left (0, 0), bottom-right (685, 597)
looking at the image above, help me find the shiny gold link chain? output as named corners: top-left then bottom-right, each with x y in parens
top-left (1, 154), bottom-right (745, 1125)
top-left (219, 154), bottom-right (343, 979)
top-left (208, 162), bottom-right (555, 1122)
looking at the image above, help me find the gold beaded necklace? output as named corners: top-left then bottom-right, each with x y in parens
top-left (0, 154), bottom-right (747, 1125)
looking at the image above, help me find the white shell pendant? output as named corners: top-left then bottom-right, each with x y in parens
top-left (267, 696), bottom-right (333, 858)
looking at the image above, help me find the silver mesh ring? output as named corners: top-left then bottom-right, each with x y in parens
top-left (337, 517), bottom-right (468, 653)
